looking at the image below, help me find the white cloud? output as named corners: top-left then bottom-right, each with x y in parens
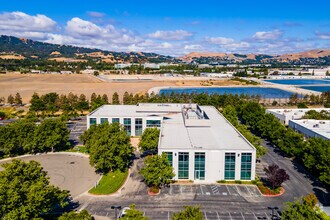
top-left (147, 30), bottom-right (193, 41)
top-left (0, 11), bottom-right (56, 32)
top-left (316, 32), bottom-right (330, 40)
top-left (87, 11), bottom-right (106, 18)
top-left (207, 37), bottom-right (235, 45)
top-left (184, 44), bottom-right (203, 50)
top-left (252, 29), bottom-right (283, 41)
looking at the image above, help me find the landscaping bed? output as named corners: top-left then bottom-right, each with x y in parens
top-left (89, 169), bottom-right (128, 195)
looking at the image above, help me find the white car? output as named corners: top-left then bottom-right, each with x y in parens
top-left (118, 207), bottom-right (130, 218)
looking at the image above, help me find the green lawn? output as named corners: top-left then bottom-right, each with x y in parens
top-left (89, 169), bottom-right (128, 195)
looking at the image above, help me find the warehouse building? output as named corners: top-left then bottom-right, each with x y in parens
top-left (87, 103), bottom-right (256, 183)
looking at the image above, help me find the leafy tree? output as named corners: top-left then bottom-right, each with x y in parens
top-left (76, 94), bottom-right (89, 114)
top-left (282, 194), bottom-right (329, 220)
top-left (81, 123), bottom-right (133, 172)
top-left (172, 206), bottom-right (203, 220)
top-left (123, 91), bottom-right (131, 104)
top-left (0, 160), bottom-right (69, 219)
top-left (264, 164), bottom-right (289, 190)
top-left (58, 210), bottom-right (93, 220)
top-left (30, 92), bottom-right (45, 114)
top-left (0, 96), bottom-right (5, 105)
top-left (121, 204), bottom-right (148, 220)
top-left (140, 153), bottom-right (175, 188)
top-left (7, 94), bottom-right (14, 105)
top-left (14, 92), bottom-right (22, 105)
top-left (138, 128), bottom-right (160, 152)
top-left (33, 118), bottom-right (70, 152)
top-left (101, 94), bottom-right (109, 104)
top-left (90, 93), bottom-right (97, 103)
top-left (112, 92), bottom-right (120, 104)
top-left (41, 92), bottom-right (60, 114)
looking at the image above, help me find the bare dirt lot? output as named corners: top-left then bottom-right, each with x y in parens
top-left (0, 73), bottom-right (242, 102)
top-left (0, 153), bottom-right (100, 198)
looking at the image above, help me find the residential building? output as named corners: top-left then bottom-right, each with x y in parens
top-left (114, 63), bottom-right (132, 69)
top-left (87, 103), bottom-right (256, 183)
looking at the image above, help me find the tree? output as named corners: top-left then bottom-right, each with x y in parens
top-left (172, 206), bottom-right (203, 220)
top-left (30, 92), bottom-right (45, 114)
top-left (90, 93), bottom-right (97, 103)
top-left (14, 93), bottom-right (22, 105)
top-left (0, 96), bottom-right (4, 105)
top-left (140, 153), bottom-right (175, 188)
top-left (58, 210), bottom-right (93, 220)
top-left (138, 128), bottom-right (160, 152)
top-left (7, 94), bottom-right (14, 105)
top-left (101, 94), bottom-right (109, 104)
top-left (122, 204), bottom-right (148, 220)
top-left (0, 160), bottom-right (69, 219)
top-left (123, 91), bottom-right (131, 104)
top-left (33, 118), bottom-right (71, 152)
top-left (264, 164), bottom-right (289, 190)
top-left (282, 194), bottom-right (329, 220)
top-left (81, 123), bottom-right (133, 172)
top-left (76, 94), bottom-right (89, 114)
top-left (112, 92), bottom-right (120, 104)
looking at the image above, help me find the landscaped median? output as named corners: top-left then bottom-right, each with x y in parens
top-left (89, 169), bottom-right (128, 195)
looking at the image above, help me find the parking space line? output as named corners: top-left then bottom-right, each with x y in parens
top-left (252, 212), bottom-right (258, 219)
top-left (245, 186), bottom-right (253, 197)
top-left (241, 212), bottom-right (245, 220)
top-left (180, 185), bottom-right (183, 194)
top-left (200, 185), bottom-right (204, 195)
top-left (216, 211), bottom-right (220, 220)
top-left (228, 212), bottom-right (233, 220)
top-left (265, 212), bottom-right (269, 220)
top-left (204, 211), bottom-right (208, 220)
top-left (168, 211), bottom-right (170, 220)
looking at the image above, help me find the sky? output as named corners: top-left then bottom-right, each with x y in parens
top-left (0, 0), bottom-right (329, 56)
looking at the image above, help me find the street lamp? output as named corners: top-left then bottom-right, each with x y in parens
top-left (111, 205), bottom-right (122, 220)
top-left (268, 206), bottom-right (279, 220)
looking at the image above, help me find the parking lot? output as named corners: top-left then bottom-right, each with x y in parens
top-left (161, 184), bottom-right (262, 199)
top-left (67, 117), bottom-right (87, 146)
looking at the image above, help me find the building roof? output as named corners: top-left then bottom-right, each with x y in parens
top-left (159, 106), bottom-right (255, 151)
top-left (89, 103), bottom-right (255, 151)
top-left (290, 119), bottom-right (330, 140)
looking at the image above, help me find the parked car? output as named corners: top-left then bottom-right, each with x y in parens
top-left (118, 207), bottom-right (130, 218)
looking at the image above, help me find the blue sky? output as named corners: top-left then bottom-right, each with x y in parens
top-left (0, 0), bottom-right (329, 56)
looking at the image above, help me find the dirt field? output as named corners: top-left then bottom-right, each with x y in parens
top-left (0, 73), bottom-right (242, 103)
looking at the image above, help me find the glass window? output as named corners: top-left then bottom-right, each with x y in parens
top-left (146, 120), bottom-right (161, 128)
top-left (124, 118), bottom-right (131, 135)
top-left (100, 118), bottom-right (108, 124)
top-left (112, 118), bottom-right (120, 123)
top-left (135, 118), bottom-right (143, 136)
top-left (225, 153), bottom-right (236, 180)
top-left (178, 152), bottom-right (189, 179)
top-left (241, 153), bottom-right (252, 180)
top-left (165, 152), bottom-right (173, 167)
top-left (194, 152), bottom-right (205, 180)
top-left (89, 118), bottom-right (97, 125)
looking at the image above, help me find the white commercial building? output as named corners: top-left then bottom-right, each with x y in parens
top-left (114, 63), bottom-right (132, 69)
top-left (289, 120), bottom-right (330, 140)
top-left (266, 108), bottom-right (330, 125)
top-left (87, 103), bottom-right (256, 183)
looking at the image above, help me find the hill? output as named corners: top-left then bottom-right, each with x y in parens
top-left (0, 35), bottom-right (179, 63)
top-left (181, 49), bottom-right (330, 65)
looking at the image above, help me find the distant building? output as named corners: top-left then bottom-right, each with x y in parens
top-left (289, 119), bottom-right (330, 140)
top-left (200, 72), bottom-right (233, 78)
top-left (114, 63), bottom-right (132, 69)
top-left (87, 103), bottom-right (256, 183)
top-left (143, 63), bottom-right (160, 69)
top-left (60, 71), bottom-right (73, 74)
top-left (198, 64), bottom-right (212, 69)
top-left (266, 108), bottom-right (330, 125)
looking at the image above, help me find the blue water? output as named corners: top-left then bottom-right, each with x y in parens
top-left (265, 79), bottom-right (330, 85)
top-left (159, 87), bottom-right (296, 98)
top-left (300, 86), bottom-right (330, 92)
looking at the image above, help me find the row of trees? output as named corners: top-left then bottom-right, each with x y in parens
top-left (235, 101), bottom-right (330, 186)
top-left (289, 91), bottom-right (330, 107)
top-left (0, 93), bottom-right (22, 105)
top-left (0, 118), bottom-right (70, 157)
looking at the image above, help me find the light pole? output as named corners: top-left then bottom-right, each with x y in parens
top-left (111, 205), bottom-right (122, 220)
top-left (268, 206), bottom-right (279, 220)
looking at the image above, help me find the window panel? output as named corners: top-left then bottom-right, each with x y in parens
top-left (100, 118), bottom-right (108, 124)
top-left (178, 152), bottom-right (189, 179)
top-left (89, 118), bottom-right (97, 125)
top-left (225, 153), bottom-right (235, 180)
top-left (241, 153), bottom-right (252, 180)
